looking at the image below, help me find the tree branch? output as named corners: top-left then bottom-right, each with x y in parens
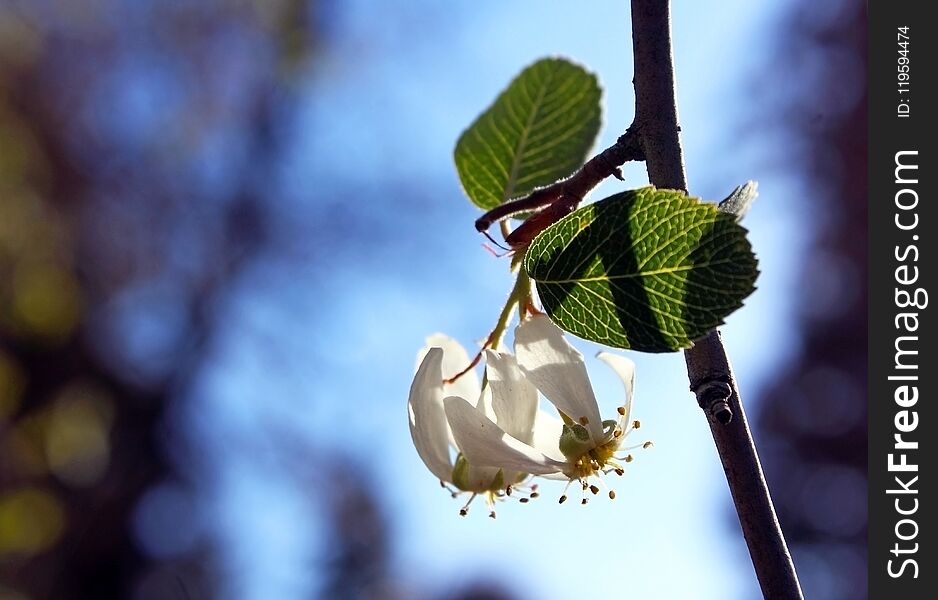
top-left (474, 129), bottom-right (643, 247)
top-left (628, 1), bottom-right (804, 598)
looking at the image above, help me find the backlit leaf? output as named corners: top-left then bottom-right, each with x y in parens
top-left (455, 58), bottom-right (601, 211)
top-left (524, 188), bottom-right (759, 352)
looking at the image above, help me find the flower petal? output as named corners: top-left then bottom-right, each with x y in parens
top-left (514, 315), bottom-right (603, 441)
top-left (597, 351), bottom-right (636, 429)
top-left (531, 410), bottom-right (567, 463)
top-left (444, 396), bottom-right (565, 475)
top-left (408, 348), bottom-right (454, 482)
top-left (484, 350), bottom-right (538, 444)
top-left (420, 333), bottom-right (482, 412)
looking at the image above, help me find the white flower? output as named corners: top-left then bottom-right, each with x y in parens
top-left (444, 314), bottom-right (647, 503)
top-left (408, 334), bottom-right (541, 516)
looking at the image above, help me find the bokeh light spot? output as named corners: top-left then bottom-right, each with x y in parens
top-left (0, 488), bottom-right (65, 557)
top-left (45, 382), bottom-right (114, 487)
top-left (11, 261), bottom-right (81, 341)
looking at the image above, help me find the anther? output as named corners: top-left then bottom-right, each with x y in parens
top-left (643, 441), bottom-right (653, 449)
top-left (520, 497), bottom-right (529, 504)
top-left (530, 492), bottom-right (540, 499)
top-left (625, 455), bottom-right (634, 463)
top-left (633, 420), bottom-right (641, 429)
top-left (579, 416), bottom-right (589, 425)
top-left (589, 485), bottom-right (600, 495)
top-left (613, 429), bottom-right (622, 438)
top-left (559, 495), bottom-right (568, 504)
top-left (617, 406), bottom-right (626, 415)
top-left (608, 490), bottom-right (616, 500)
top-left (614, 468), bottom-right (624, 476)
top-left (531, 484), bottom-right (539, 491)
top-left (506, 485), bottom-right (513, 496)
top-left (489, 511), bottom-right (497, 519)
top-left (581, 498), bottom-right (589, 505)
top-left (459, 508), bottom-right (468, 517)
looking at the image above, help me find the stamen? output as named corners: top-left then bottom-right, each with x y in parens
top-left (440, 481), bottom-right (460, 498)
top-left (559, 479), bottom-right (574, 503)
top-left (459, 493), bottom-right (478, 516)
top-left (617, 406), bottom-right (626, 415)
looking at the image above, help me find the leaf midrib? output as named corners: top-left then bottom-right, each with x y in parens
top-left (502, 65), bottom-right (555, 203)
top-left (532, 258), bottom-right (739, 285)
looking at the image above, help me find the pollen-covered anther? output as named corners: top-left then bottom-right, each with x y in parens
top-left (614, 467), bottom-right (625, 476)
top-left (589, 485), bottom-right (600, 495)
top-left (579, 416), bottom-right (589, 425)
top-left (617, 406), bottom-right (626, 415)
top-left (613, 428), bottom-right (622, 438)
top-left (625, 454), bottom-right (635, 463)
top-left (608, 490), bottom-right (616, 500)
top-left (633, 420), bottom-right (642, 429)
top-left (643, 441), bottom-right (653, 449)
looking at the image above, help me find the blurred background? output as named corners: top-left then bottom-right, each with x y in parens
top-left (0, 1), bottom-right (866, 599)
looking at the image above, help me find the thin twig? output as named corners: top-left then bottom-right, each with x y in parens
top-left (628, 1), bottom-right (804, 597)
top-left (474, 130), bottom-right (644, 236)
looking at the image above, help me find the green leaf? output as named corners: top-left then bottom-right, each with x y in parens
top-left (524, 188), bottom-right (759, 352)
top-left (454, 58), bottom-right (601, 211)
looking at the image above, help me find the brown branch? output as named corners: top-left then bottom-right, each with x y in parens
top-left (629, 1), bottom-right (804, 598)
top-left (474, 130), bottom-right (644, 235)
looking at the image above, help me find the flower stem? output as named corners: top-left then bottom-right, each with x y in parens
top-left (443, 270), bottom-right (532, 384)
top-left (628, 1), bottom-right (803, 597)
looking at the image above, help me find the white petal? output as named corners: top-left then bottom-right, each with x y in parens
top-left (484, 350), bottom-right (538, 444)
top-left (408, 349), bottom-right (454, 482)
top-left (476, 383), bottom-right (495, 420)
top-left (420, 333), bottom-right (481, 411)
top-left (514, 315), bottom-right (603, 441)
top-left (444, 396), bottom-right (565, 475)
top-left (597, 351), bottom-right (636, 429)
top-left (531, 410), bottom-right (567, 463)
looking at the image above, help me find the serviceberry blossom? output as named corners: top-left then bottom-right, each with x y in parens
top-left (408, 334), bottom-right (542, 517)
top-left (444, 314), bottom-right (649, 505)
